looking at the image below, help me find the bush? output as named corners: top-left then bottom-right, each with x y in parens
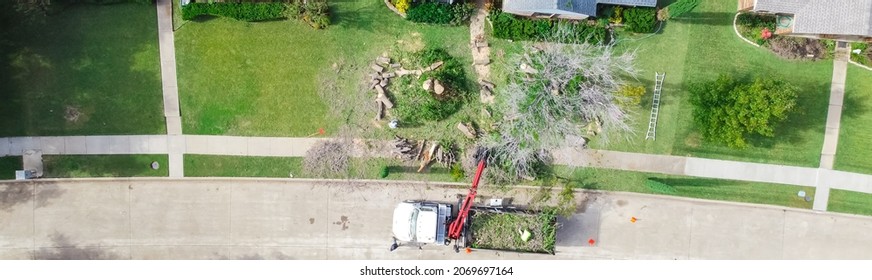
top-left (406, 2), bottom-right (452, 24)
top-left (379, 165), bottom-right (390, 178)
top-left (616, 84), bottom-right (646, 107)
top-left (666, 0), bottom-right (700, 19)
top-left (736, 13), bottom-right (776, 45)
top-left (490, 11), bottom-right (609, 44)
top-left (450, 164), bottom-right (465, 181)
top-left (302, 0), bottom-right (330, 29)
top-left (624, 7), bottom-right (656, 33)
top-left (390, 48), bottom-right (469, 125)
top-left (182, 2), bottom-right (285, 21)
top-left (393, 0), bottom-right (411, 14)
top-left (689, 75), bottom-right (798, 149)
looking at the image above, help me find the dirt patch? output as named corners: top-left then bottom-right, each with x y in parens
top-left (64, 106), bottom-right (82, 122)
top-left (684, 132), bottom-right (702, 148)
top-left (397, 32), bottom-right (425, 53)
top-left (767, 36), bottom-right (826, 60)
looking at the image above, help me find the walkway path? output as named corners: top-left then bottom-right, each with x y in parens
top-left (3, 178), bottom-right (872, 259)
top-left (813, 43), bottom-right (851, 210)
top-left (469, 0), bottom-right (490, 83)
top-left (4, 135), bottom-right (872, 199)
top-left (155, 0), bottom-right (185, 178)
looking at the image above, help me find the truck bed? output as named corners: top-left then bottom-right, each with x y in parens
top-left (467, 209), bottom-right (557, 254)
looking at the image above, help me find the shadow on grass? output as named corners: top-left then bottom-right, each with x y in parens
top-left (329, 0), bottom-right (385, 33)
top-left (669, 12), bottom-right (735, 26)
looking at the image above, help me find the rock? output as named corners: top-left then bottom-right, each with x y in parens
top-left (457, 123), bottom-right (476, 139)
top-left (474, 57), bottom-right (490, 65)
top-left (480, 89), bottom-right (495, 104)
top-left (376, 56), bottom-right (391, 65)
top-left (389, 63), bottom-right (401, 68)
top-left (369, 80), bottom-right (380, 90)
top-left (396, 69), bottom-right (411, 76)
top-left (479, 79), bottom-right (495, 90)
top-left (371, 64), bottom-right (384, 73)
top-left (375, 85), bottom-right (386, 95)
top-left (381, 72), bottom-right (396, 79)
top-left (379, 79), bottom-right (388, 87)
top-left (474, 41), bottom-right (489, 48)
top-left (433, 80), bottom-right (445, 95)
top-left (422, 78), bottom-right (433, 91)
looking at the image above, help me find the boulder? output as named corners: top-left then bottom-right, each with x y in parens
top-left (457, 123), bottom-right (476, 139)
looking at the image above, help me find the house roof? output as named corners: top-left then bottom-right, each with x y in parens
top-left (503, 0), bottom-right (656, 17)
top-left (754, 0), bottom-right (872, 37)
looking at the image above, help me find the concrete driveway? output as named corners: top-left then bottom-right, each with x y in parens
top-left (1, 178), bottom-right (871, 259)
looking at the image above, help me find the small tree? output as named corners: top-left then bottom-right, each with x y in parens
top-left (689, 75), bottom-right (798, 149)
top-left (483, 26), bottom-right (638, 184)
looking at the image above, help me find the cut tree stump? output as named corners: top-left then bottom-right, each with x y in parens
top-left (389, 63), bottom-right (401, 68)
top-left (474, 41), bottom-right (489, 48)
top-left (375, 85), bottom-right (386, 95)
top-left (457, 123), bottom-right (476, 139)
top-left (422, 78), bottom-right (433, 91)
top-left (433, 80), bottom-right (445, 95)
top-left (381, 72), bottom-right (396, 79)
top-left (371, 64), bottom-right (384, 73)
top-left (379, 79), bottom-right (388, 87)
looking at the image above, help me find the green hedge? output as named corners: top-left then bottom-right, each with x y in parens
top-left (490, 11), bottom-right (609, 44)
top-left (406, 2), bottom-right (474, 25)
top-left (667, 0), bottom-right (700, 18)
top-left (624, 7), bottom-right (656, 33)
top-left (181, 2), bottom-right (286, 21)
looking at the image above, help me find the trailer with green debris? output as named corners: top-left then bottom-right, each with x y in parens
top-left (390, 157), bottom-right (558, 254)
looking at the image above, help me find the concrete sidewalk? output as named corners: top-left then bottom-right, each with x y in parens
top-left (2, 178), bottom-right (872, 260)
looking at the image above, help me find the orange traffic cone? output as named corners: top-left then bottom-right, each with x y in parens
top-left (465, 247), bottom-right (472, 254)
top-left (630, 216), bottom-right (638, 223)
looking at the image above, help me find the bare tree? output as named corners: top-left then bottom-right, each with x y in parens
top-left (483, 26), bottom-right (638, 183)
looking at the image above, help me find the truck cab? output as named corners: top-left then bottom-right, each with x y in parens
top-left (391, 201), bottom-right (453, 246)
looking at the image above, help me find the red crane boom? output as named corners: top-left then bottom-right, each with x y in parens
top-left (447, 158), bottom-right (486, 240)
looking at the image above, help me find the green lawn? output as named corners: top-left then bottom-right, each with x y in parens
top-left (553, 167), bottom-right (816, 209)
top-left (0, 157), bottom-right (22, 180)
top-left (834, 66), bottom-right (872, 174)
top-left (42, 155), bottom-right (168, 177)
top-left (0, 3), bottom-right (165, 136)
top-left (175, 0), bottom-right (475, 139)
top-left (185, 155), bottom-right (458, 181)
top-left (828, 189), bottom-right (872, 216)
top-left (490, 1), bottom-right (833, 167)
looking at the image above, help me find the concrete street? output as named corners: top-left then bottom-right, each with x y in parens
top-left (1, 178), bottom-right (871, 260)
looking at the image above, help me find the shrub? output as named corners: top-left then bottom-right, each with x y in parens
top-left (490, 11), bottom-right (609, 44)
top-left (182, 2), bottom-right (285, 22)
top-left (379, 165), bottom-right (390, 178)
top-left (689, 75), bottom-right (798, 149)
top-left (390, 48), bottom-right (469, 125)
top-left (666, 0), bottom-right (700, 19)
top-left (450, 164), bottom-right (465, 181)
top-left (302, 0), bottom-right (330, 29)
top-left (624, 7), bottom-right (656, 33)
top-left (616, 84), bottom-right (646, 107)
top-left (406, 2), bottom-right (452, 24)
top-left (736, 13), bottom-right (776, 45)
top-left (393, 0), bottom-right (411, 14)
top-left (609, 6), bottom-right (623, 24)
